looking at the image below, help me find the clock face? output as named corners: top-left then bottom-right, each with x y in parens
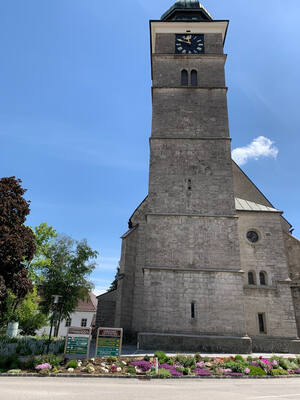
top-left (175, 34), bottom-right (205, 54)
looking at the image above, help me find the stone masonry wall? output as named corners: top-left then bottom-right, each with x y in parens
top-left (152, 55), bottom-right (226, 87)
top-left (151, 89), bottom-right (229, 138)
top-left (145, 215), bottom-right (240, 269)
top-left (237, 211), bottom-right (298, 338)
top-left (141, 268), bottom-right (246, 336)
top-left (148, 138), bottom-right (235, 215)
top-left (95, 290), bottom-right (116, 330)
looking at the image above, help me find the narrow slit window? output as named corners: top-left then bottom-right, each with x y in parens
top-left (81, 318), bottom-right (87, 327)
top-left (258, 313), bottom-right (266, 333)
top-left (259, 272), bottom-right (266, 286)
top-left (181, 69), bottom-right (188, 86)
top-left (188, 179), bottom-right (192, 190)
top-left (191, 70), bottom-right (198, 86)
top-left (248, 271), bottom-right (255, 285)
top-left (191, 302), bottom-right (195, 319)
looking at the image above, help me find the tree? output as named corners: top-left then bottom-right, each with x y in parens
top-left (4, 288), bottom-right (48, 335)
top-left (108, 266), bottom-right (120, 292)
top-left (0, 177), bottom-right (36, 325)
top-left (28, 222), bottom-right (58, 283)
top-left (39, 235), bottom-right (98, 336)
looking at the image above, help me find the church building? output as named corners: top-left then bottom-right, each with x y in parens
top-left (96, 1), bottom-right (300, 353)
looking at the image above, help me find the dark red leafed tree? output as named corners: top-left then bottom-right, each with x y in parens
top-left (0, 177), bottom-right (35, 322)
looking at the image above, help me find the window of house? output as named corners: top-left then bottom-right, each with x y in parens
top-left (248, 271), bottom-right (255, 285)
top-left (191, 302), bottom-right (195, 319)
top-left (258, 313), bottom-right (266, 333)
top-left (81, 318), bottom-right (87, 327)
top-left (65, 318), bottom-right (71, 327)
top-left (181, 69), bottom-right (188, 86)
top-left (259, 271), bottom-right (267, 286)
top-left (191, 70), bottom-right (198, 86)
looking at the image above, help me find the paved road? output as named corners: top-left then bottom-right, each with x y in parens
top-left (2, 377), bottom-right (300, 400)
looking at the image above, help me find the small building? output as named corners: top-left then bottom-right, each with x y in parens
top-left (37, 292), bottom-right (98, 337)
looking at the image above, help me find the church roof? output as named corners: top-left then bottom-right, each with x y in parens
top-left (161, 1), bottom-right (213, 22)
top-left (235, 197), bottom-right (281, 213)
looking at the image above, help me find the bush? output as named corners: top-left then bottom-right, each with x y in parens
top-left (223, 361), bottom-right (245, 373)
top-left (143, 355), bottom-right (150, 362)
top-left (195, 353), bottom-right (202, 362)
top-left (270, 368), bottom-right (289, 376)
top-left (66, 360), bottom-right (78, 369)
top-left (279, 359), bottom-right (289, 370)
top-left (155, 368), bottom-right (171, 379)
top-left (154, 351), bottom-right (167, 364)
top-left (34, 354), bottom-right (63, 369)
top-left (175, 355), bottom-right (195, 368)
top-left (0, 355), bottom-right (20, 371)
top-left (249, 366), bottom-right (267, 376)
top-left (234, 355), bottom-right (244, 362)
top-left (126, 365), bottom-right (136, 375)
top-left (183, 367), bottom-right (191, 375)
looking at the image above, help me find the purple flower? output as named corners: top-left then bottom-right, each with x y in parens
top-left (159, 363), bottom-right (183, 376)
top-left (244, 368), bottom-right (250, 374)
top-left (194, 368), bottom-right (211, 376)
top-left (271, 360), bottom-right (278, 367)
top-left (36, 363), bottom-right (52, 370)
top-left (223, 368), bottom-right (232, 373)
top-left (294, 369), bottom-right (300, 374)
top-left (196, 361), bottom-right (205, 368)
top-left (227, 372), bottom-right (244, 376)
top-left (130, 361), bottom-right (152, 372)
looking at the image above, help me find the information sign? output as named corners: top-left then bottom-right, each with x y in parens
top-left (95, 327), bottom-right (123, 357)
top-left (64, 327), bottom-right (91, 358)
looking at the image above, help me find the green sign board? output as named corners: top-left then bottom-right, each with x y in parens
top-left (64, 327), bottom-right (91, 357)
top-left (96, 327), bottom-right (123, 357)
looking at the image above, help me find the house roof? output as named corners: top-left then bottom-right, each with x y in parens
top-left (235, 197), bottom-right (281, 213)
top-left (75, 292), bottom-right (98, 312)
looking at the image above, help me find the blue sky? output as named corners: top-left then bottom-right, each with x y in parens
top-left (1, 0), bottom-right (299, 295)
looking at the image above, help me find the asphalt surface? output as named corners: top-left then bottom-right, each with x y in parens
top-left (2, 377), bottom-right (300, 400)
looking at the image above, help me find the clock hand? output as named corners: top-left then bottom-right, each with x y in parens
top-left (178, 38), bottom-right (191, 45)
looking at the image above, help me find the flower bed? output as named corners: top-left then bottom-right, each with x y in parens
top-left (2, 352), bottom-right (300, 378)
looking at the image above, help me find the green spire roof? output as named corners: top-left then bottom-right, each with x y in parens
top-left (161, 1), bottom-right (213, 21)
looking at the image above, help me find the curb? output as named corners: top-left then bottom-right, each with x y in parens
top-left (1, 373), bottom-right (300, 379)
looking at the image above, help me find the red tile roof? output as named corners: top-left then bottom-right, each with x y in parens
top-left (75, 292), bottom-right (98, 312)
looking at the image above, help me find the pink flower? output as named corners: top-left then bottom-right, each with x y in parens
top-left (272, 360), bottom-right (278, 366)
top-left (244, 368), bottom-right (250, 374)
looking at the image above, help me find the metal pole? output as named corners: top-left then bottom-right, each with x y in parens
top-left (46, 309), bottom-right (55, 354)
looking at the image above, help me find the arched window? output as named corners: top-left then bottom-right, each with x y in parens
top-left (181, 69), bottom-right (188, 86)
top-left (259, 271), bottom-right (267, 286)
top-left (191, 69), bottom-right (198, 86)
top-left (248, 271), bottom-right (255, 285)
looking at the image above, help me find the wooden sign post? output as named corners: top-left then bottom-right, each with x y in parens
top-left (64, 327), bottom-right (91, 358)
top-left (95, 327), bottom-right (123, 357)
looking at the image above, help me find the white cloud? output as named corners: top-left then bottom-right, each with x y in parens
top-left (232, 136), bottom-right (278, 166)
top-left (95, 256), bottom-right (119, 271)
top-left (93, 287), bottom-right (109, 297)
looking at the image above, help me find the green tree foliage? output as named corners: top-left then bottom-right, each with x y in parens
top-left (5, 288), bottom-right (48, 335)
top-left (108, 266), bottom-right (119, 292)
top-left (0, 177), bottom-right (36, 326)
top-left (39, 235), bottom-right (98, 336)
top-left (28, 222), bottom-right (58, 283)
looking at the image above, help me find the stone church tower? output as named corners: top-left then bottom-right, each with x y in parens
top-left (96, 1), bottom-right (300, 352)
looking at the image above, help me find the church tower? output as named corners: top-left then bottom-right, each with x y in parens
top-left (107, 1), bottom-right (300, 352)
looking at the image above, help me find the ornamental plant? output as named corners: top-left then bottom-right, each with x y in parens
top-left (130, 360), bottom-right (152, 372)
top-left (36, 363), bottom-right (52, 371)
